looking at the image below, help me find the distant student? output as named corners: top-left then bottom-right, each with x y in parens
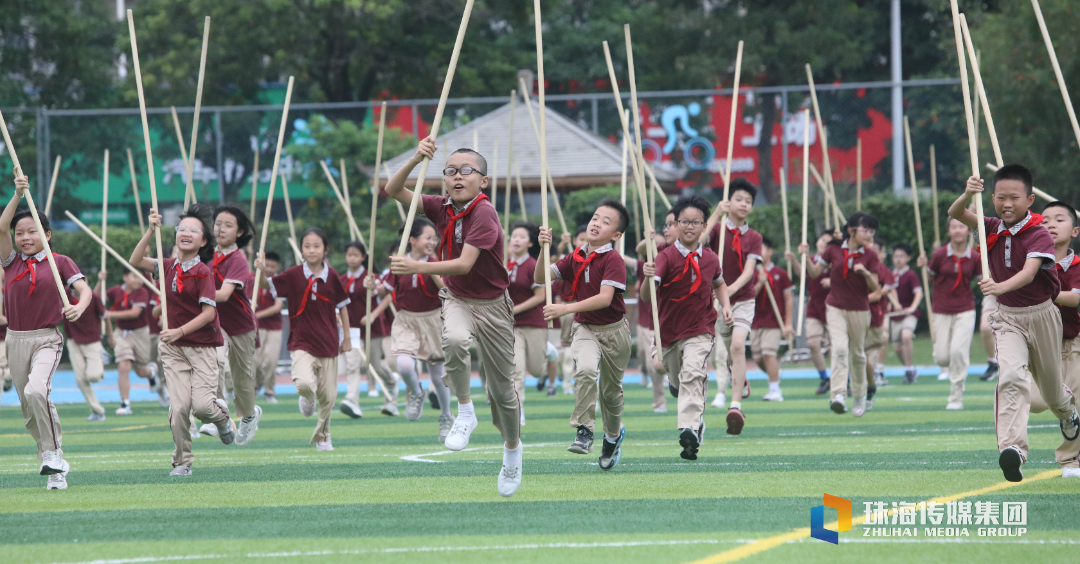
top-left (254, 251), bottom-right (285, 404)
top-left (106, 270), bottom-right (161, 414)
top-left (800, 212), bottom-right (881, 417)
top-left (889, 243), bottom-right (922, 384)
top-left (540, 198), bottom-right (632, 471)
top-left (643, 195), bottom-right (731, 459)
top-left (749, 237), bottom-right (794, 402)
top-left (65, 274), bottom-right (107, 421)
top-left (386, 137), bottom-right (522, 497)
top-left (925, 218), bottom-right (981, 410)
top-left (130, 204), bottom-right (236, 476)
top-left (505, 221), bottom-right (551, 426)
top-left (701, 179), bottom-right (761, 430)
top-left (786, 230), bottom-right (835, 396)
top-left (557, 226), bottom-right (590, 396)
top-left (863, 236), bottom-right (894, 409)
top-left (948, 166), bottom-right (1079, 482)
top-left (630, 213), bottom-right (674, 412)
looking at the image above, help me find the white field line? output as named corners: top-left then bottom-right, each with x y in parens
top-left (399, 443), bottom-right (560, 463)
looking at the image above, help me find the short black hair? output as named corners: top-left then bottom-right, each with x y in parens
top-left (761, 236), bottom-right (774, 249)
top-left (300, 227), bottom-right (330, 253)
top-left (346, 240), bottom-right (367, 258)
top-left (214, 205), bottom-right (256, 249)
top-left (820, 228), bottom-right (836, 239)
top-left (178, 203), bottom-right (215, 264)
top-left (892, 242), bottom-right (914, 256)
top-left (10, 209), bottom-right (49, 234)
top-left (574, 224), bottom-right (588, 238)
top-left (404, 216), bottom-right (436, 239)
top-left (510, 220), bottom-right (541, 259)
top-left (596, 197), bottom-right (630, 233)
top-left (729, 177), bottom-right (758, 203)
top-left (449, 148), bottom-right (487, 175)
top-left (842, 211), bottom-right (878, 242)
top-left (1044, 201), bottom-right (1079, 229)
top-left (992, 164), bottom-right (1033, 195)
top-left (264, 251), bottom-right (282, 263)
top-left (670, 194), bottom-right (711, 226)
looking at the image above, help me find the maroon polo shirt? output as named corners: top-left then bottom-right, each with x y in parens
top-left (340, 266), bottom-right (388, 339)
top-left (893, 267), bottom-right (922, 318)
top-left (270, 262), bottom-right (349, 358)
top-left (806, 256), bottom-right (830, 322)
top-left (870, 264), bottom-right (894, 328)
top-left (106, 284), bottom-right (149, 331)
top-left (255, 288), bottom-right (283, 331)
top-left (552, 243), bottom-right (626, 326)
top-left (385, 257), bottom-right (442, 314)
top-left (147, 293), bottom-right (161, 335)
top-left (507, 254), bottom-right (546, 329)
top-left (652, 241), bottom-right (722, 343)
top-left (1056, 252), bottom-right (1080, 340)
top-left (421, 193), bottom-right (509, 300)
top-left (211, 247), bottom-right (257, 336)
top-left (928, 245), bottom-right (981, 315)
top-left (706, 220), bottom-right (763, 304)
top-left (752, 264), bottom-right (793, 330)
top-left (984, 214), bottom-right (1059, 308)
top-left (158, 257), bottom-right (223, 348)
top-left (3, 251), bottom-right (84, 331)
top-left (64, 289), bottom-right (105, 345)
top-left (818, 241), bottom-right (881, 312)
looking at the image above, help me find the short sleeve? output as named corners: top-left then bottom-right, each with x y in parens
top-left (268, 267), bottom-right (296, 300)
top-left (908, 271), bottom-right (921, 289)
top-left (1027, 228), bottom-right (1056, 266)
top-left (94, 293), bottom-right (106, 317)
top-left (421, 194), bottom-right (444, 223)
top-left (972, 252), bottom-right (983, 278)
top-left (221, 254), bottom-right (249, 287)
top-left (599, 254), bottom-right (627, 292)
top-left (779, 269), bottom-right (794, 292)
top-left (879, 267), bottom-right (895, 288)
top-left (864, 249), bottom-right (881, 272)
top-left (462, 206), bottom-right (500, 251)
top-left (745, 232), bottom-right (764, 263)
top-left (197, 265), bottom-right (217, 308)
top-left (327, 270), bottom-right (350, 310)
top-left (654, 249), bottom-right (671, 284)
top-left (105, 287), bottom-right (117, 307)
top-left (927, 252), bottom-right (941, 276)
top-left (552, 253), bottom-right (574, 282)
top-left (131, 287), bottom-right (149, 309)
top-left (818, 246), bottom-right (834, 267)
top-left (58, 255), bottom-right (84, 288)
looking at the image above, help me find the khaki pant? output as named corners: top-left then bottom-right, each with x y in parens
top-left (343, 337), bottom-right (397, 405)
top-left (662, 333), bottom-right (714, 430)
top-left (570, 320), bottom-right (631, 437)
top-left (9, 328), bottom-right (65, 458)
top-left (712, 300), bottom-right (754, 391)
top-left (216, 338), bottom-right (233, 397)
top-left (1031, 336), bottom-right (1080, 468)
top-left (827, 305), bottom-right (870, 400)
top-left (218, 330), bottom-right (257, 418)
top-left (114, 326), bottom-right (152, 367)
top-left (0, 339), bottom-right (10, 383)
top-left (806, 317), bottom-right (830, 350)
top-left (932, 310), bottom-right (976, 405)
top-left (291, 349), bottom-right (338, 444)
top-left (391, 309), bottom-right (444, 362)
top-left (864, 326), bottom-right (886, 383)
top-left (990, 300), bottom-right (1076, 459)
top-left (514, 327), bottom-right (548, 406)
top-left (68, 340), bottom-right (105, 415)
top-left (440, 287), bottom-right (519, 445)
top-left (256, 329), bottom-right (283, 395)
top-left (637, 326), bottom-right (666, 410)
top-left (889, 314), bottom-right (918, 343)
top-left (161, 343), bottom-right (230, 467)
top-left (750, 328), bottom-right (782, 361)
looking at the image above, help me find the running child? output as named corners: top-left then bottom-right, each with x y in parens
top-left (507, 221), bottom-right (548, 426)
top-left (630, 213), bottom-right (673, 412)
top-left (106, 270), bottom-right (162, 414)
top-left (948, 166), bottom-right (1079, 482)
top-left (785, 229), bottom-right (834, 396)
top-left (889, 243), bottom-right (923, 384)
top-left (642, 195), bottom-right (732, 459)
top-left (750, 237), bottom-right (794, 402)
top-left (65, 273), bottom-right (107, 421)
top-left (254, 251), bottom-right (285, 404)
top-left (386, 137), bottom-right (522, 496)
top-left (339, 240), bottom-right (399, 418)
top-left (130, 204), bottom-right (236, 476)
top-left (863, 236), bottom-right (894, 409)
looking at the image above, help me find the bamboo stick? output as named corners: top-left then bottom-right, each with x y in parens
top-left (64, 211), bottom-right (160, 296)
top-left (779, 168), bottom-right (792, 280)
top-left (340, 159), bottom-right (360, 241)
top-left (532, 0), bottom-right (553, 322)
top-left (757, 265), bottom-right (785, 336)
top-left (856, 138), bottom-right (862, 211)
top-left (806, 65), bottom-right (839, 213)
top-left (367, 101), bottom-right (387, 364)
top-left (100, 150), bottom-right (109, 303)
top-left (182, 17), bottom-right (210, 212)
top-left (641, 161), bottom-right (673, 210)
top-left (252, 76), bottom-right (295, 298)
top-left (248, 151), bottom-right (259, 222)
top-left (903, 116), bottom-right (935, 342)
top-left (961, 15), bottom-right (1003, 168)
top-left (930, 144), bottom-right (940, 246)
top-left (711, 40), bottom-right (745, 255)
top-left (490, 138), bottom-right (498, 216)
top-left (171, 106), bottom-right (194, 208)
top-left (280, 176), bottom-right (300, 263)
top-left (126, 149), bottom-right (144, 232)
top-left (515, 161), bottom-right (527, 221)
top-left (619, 118), bottom-right (628, 256)
top-left (320, 160), bottom-right (364, 246)
top-left (1030, 0), bottom-right (1080, 156)
top-left (43, 156), bottom-right (61, 218)
top-left (547, 169), bottom-right (568, 234)
top-left (505, 90), bottom-right (516, 251)
top-left (796, 109), bottom-right (810, 336)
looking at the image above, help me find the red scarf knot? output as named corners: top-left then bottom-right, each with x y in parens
top-left (842, 248), bottom-right (863, 279)
top-left (984, 213), bottom-right (1044, 251)
top-left (174, 268), bottom-right (207, 294)
top-left (8, 254), bottom-right (55, 296)
top-left (564, 248), bottom-right (601, 301)
top-left (664, 250), bottom-right (701, 302)
top-left (727, 225), bottom-right (744, 266)
top-left (292, 275), bottom-right (331, 318)
top-left (110, 288), bottom-right (131, 311)
top-left (437, 194), bottom-right (489, 262)
top-left (950, 254), bottom-right (969, 291)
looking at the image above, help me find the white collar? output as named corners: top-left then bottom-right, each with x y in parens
top-left (997, 211), bottom-right (1034, 235)
top-left (894, 266), bottom-right (910, 276)
top-left (21, 249), bottom-right (47, 261)
top-left (346, 266), bottom-right (365, 279)
top-left (725, 218), bottom-right (749, 234)
top-left (177, 255), bottom-right (202, 272)
top-left (444, 192), bottom-right (482, 214)
top-left (840, 240), bottom-right (865, 254)
top-left (946, 244), bottom-right (972, 259)
top-left (674, 238), bottom-right (703, 257)
top-left (303, 261), bottom-right (330, 282)
top-left (1058, 250), bottom-right (1076, 271)
top-left (509, 252), bottom-right (530, 264)
top-left (409, 253), bottom-right (430, 263)
top-left (215, 244), bottom-right (238, 255)
top-left (577, 242), bottom-right (613, 256)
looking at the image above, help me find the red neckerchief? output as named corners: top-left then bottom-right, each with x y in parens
top-left (415, 273), bottom-right (437, 298)
top-left (759, 265), bottom-right (780, 302)
top-left (663, 249), bottom-right (701, 302)
top-left (727, 224), bottom-right (744, 267)
top-left (8, 254), bottom-right (55, 296)
top-left (346, 268), bottom-right (363, 294)
top-left (173, 260), bottom-right (207, 294)
top-left (506, 260), bottom-right (518, 274)
top-left (437, 194), bottom-right (489, 261)
top-left (211, 251), bottom-right (228, 278)
top-left (984, 213), bottom-right (1045, 251)
top-left (109, 287), bottom-right (131, 311)
top-left (1056, 253), bottom-right (1080, 272)
top-left (842, 246), bottom-right (864, 279)
top-left (950, 253), bottom-right (969, 291)
top-left (292, 275), bottom-right (331, 318)
top-left (209, 251), bottom-right (252, 315)
top-left (565, 247), bottom-right (602, 301)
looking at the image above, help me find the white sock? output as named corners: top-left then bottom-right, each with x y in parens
top-left (503, 442), bottom-right (523, 466)
top-left (396, 356), bottom-right (423, 396)
top-left (730, 400), bottom-right (741, 410)
top-left (769, 382), bottom-right (780, 393)
top-left (988, 358), bottom-right (997, 364)
top-left (458, 400), bottom-right (475, 419)
top-left (428, 362), bottom-right (453, 417)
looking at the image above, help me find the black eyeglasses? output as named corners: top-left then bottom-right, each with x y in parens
top-left (443, 166), bottom-right (485, 177)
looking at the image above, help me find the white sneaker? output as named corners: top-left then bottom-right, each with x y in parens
top-left (497, 444), bottom-right (523, 497)
top-left (405, 389), bottom-right (425, 421)
top-left (711, 393), bottom-right (726, 408)
top-left (189, 424), bottom-right (200, 440)
top-left (199, 423), bottom-right (219, 438)
top-left (339, 400), bottom-right (363, 419)
top-left (316, 435), bottom-right (334, 451)
top-left (937, 369), bottom-right (950, 381)
top-left (40, 451), bottom-right (69, 476)
top-left (654, 405), bottom-right (668, 413)
top-left (169, 465), bottom-right (192, 476)
top-left (263, 393), bottom-right (279, 404)
top-left (830, 394), bottom-right (846, 414)
top-left (367, 388), bottom-right (380, 398)
top-left (116, 402), bottom-right (132, 416)
top-left (946, 402), bottom-right (964, 411)
top-left (852, 395), bottom-right (866, 417)
top-left (157, 383), bottom-right (170, 408)
top-left (762, 389), bottom-right (784, 402)
top-left (381, 401), bottom-right (400, 417)
top-left (438, 414), bottom-right (455, 442)
top-left (444, 411), bottom-right (478, 451)
top-left (46, 472), bottom-right (68, 490)
top-left (236, 405), bottom-right (262, 446)
top-left (1063, 467), bottom-right (1080, 478)
top-left (298, 395), bottom-right (315, 417)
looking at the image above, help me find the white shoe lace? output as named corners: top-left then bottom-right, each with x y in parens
top-left (450, 419), bottom-right (470, 436)
top-left (500, 465), bottom-right (519, 480)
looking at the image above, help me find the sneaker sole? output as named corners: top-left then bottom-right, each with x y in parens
top-left (999, 449), bottom-right (1024, 483)
top-left (679, 429), bottom-right (699, 461)
top-left (339, 403), bottom-right (363, 419)
top-left (726, 410), bottom-right (745, 435)
top-left (567, 444), bottom-right (593, 455)
top-left (40, 460), bottom-right (69, 476)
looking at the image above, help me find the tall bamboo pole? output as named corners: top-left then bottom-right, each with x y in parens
top-left (43, 156), bottom-right (61, 218)
top-left (183, 17), bottom-right (210, 210)
top-left (903, 116), bottom-right (935, 342)
top-left (252, 76), bottom-right (295, 297)
top-left (366, 101), bottom-right (387, 364)
top-left (796, 109), bottom-right (810, 336)
top-left (126, 149), bottom-right (144, 232)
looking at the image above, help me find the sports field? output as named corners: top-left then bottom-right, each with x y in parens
top-left (2, 357), bottom-right (1077, 564)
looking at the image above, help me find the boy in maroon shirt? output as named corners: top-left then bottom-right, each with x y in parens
top-left (750, 238), bottom-right (794, 402)
top-left (539, 198), bottom-right (632, 471)
top-left (644, 195), bottom-right (732, 458)
top-left (386, 137), bottom-right (521, 497)
top-left (1028, 201), bottom-right (1080, 478)
top-left (65, 276), bottom-right (107, 421)
top-left (630, 213), bottom-right (673, 413)
top-left (925, 218), bottom-right (981, 409)
top-left (701, 179), bottom-right (762, 416)
top-left (888, 243), bottom-right (923, 384)
top-left (949, 165), bottom-right (1079, 482)
top-left (105, 272), bottom-right (159, 414)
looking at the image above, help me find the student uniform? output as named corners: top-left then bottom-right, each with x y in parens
top-left (340, 265), bottom-right (396, 406)
top-left (889, 267), bottom-right (921, 342)
top-left (255, 287), bottom-right (284, 397)
top-left (508, 253), bottom-right (547, 405)
top-left (706, 220), bottom-right (763, 390)
top-left (927, 245), bottom-right (981, 404)
top-left (864, 264), bottom-right (894, 383)
top-left (210, 245), bottom-right (258, 418)
top-left (64, 288), bottom-right (106, 416)
top-left (805, 255), bottom-right (832, 352)
top-left (106, 284), bottom-right (152, 369)
top-left (552, 242), bottom-right (631, 436)
top-left (749, 264), bottom-right (793, 361)
top-left (269, 261), bottom-right (349, 444)
top-left (421, 192), bottom-right (519, 444)
top-left (983, 212), bottom-right (1076, 460)
top-left (817, 241), bottom-right (881, 401)
top-left (635, 247), bottom-right (668, 411)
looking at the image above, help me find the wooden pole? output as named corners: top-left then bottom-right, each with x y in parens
top-left (367, 101), bottom-right (387, 364)
top-left (517, 79), bottom-right (568, 233)
top-left (930, 144), bottom-right (940, 247)
top-left (903, 116), bottom-right (935, 342)
top-left (796, 109), bottom-right (810, 336)
top-left (949, 0), bottom-right (991, 281)
top-left (806, 64), bottom-right (839, 213)
top-left (287, 237), bottom-right (302, 265)
top-left (505, 90), bottom-right (516, 248)
top-left (757, 265), bottom-right (785, 334)
top-left (809, 163), bottom-right (845, 226)
top-left (780, 167), bottom-right (792, 280)
top-left (619, 119), bottom-right (628, 255)
top-left (822, 165), bottom-right (831, 228)
top-left (248, 150), bottom-right (259, 222)
top-left (340, 159), bottom-right (360, 241)
top-left (961, 15), bottom-right (1003, 168)
top-left (641, 161), bottom-right (673, 210)
top-left (252, 76), bottom-right (295, 297)
top-left (515, 161), bottom-right (527, 221)
top-left (490, 138), bottom-right (499, 216)
top-left (171, 106), bottom-right (194, 208)
top-left (712, 40), bottom-right (745, 254)
top-left (528, 0), bottom-right (554, 323)
top-left (396, 0), bottom-right (476, 257)
top-left (279, 176), bottom-right (301, 263)
top-left (820, 126), bottom-right (845, 225)
top-left (320, 160), bottom-right (364, 246)
top-left (856, 138), bottom-right (862, 211)
top-left (43, 156), bottom-right (61, 218)
top-left (64, 211), bottom-right (160, 296)
top-left (126, 149), bottom-right (144, 232)
top-left (100, 150), bottom-right (109, 301)
top-left (1030, 0), bottom-right (1080, 156)
top-left (547, 169), bottom-right (568, 234)
top-left (128, 10), bottom-right (166, 325)
top-left (183, 17), bottom-right (210, 210)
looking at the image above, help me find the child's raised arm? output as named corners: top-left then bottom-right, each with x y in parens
top-left (385, 137), bottom-right (437, 209)
top-left (130, 209), bottom-right (162, 272)
top-left (0, 175), bottom-right (29, 261)
top-left (948, 176), bottom-right (983, 232)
